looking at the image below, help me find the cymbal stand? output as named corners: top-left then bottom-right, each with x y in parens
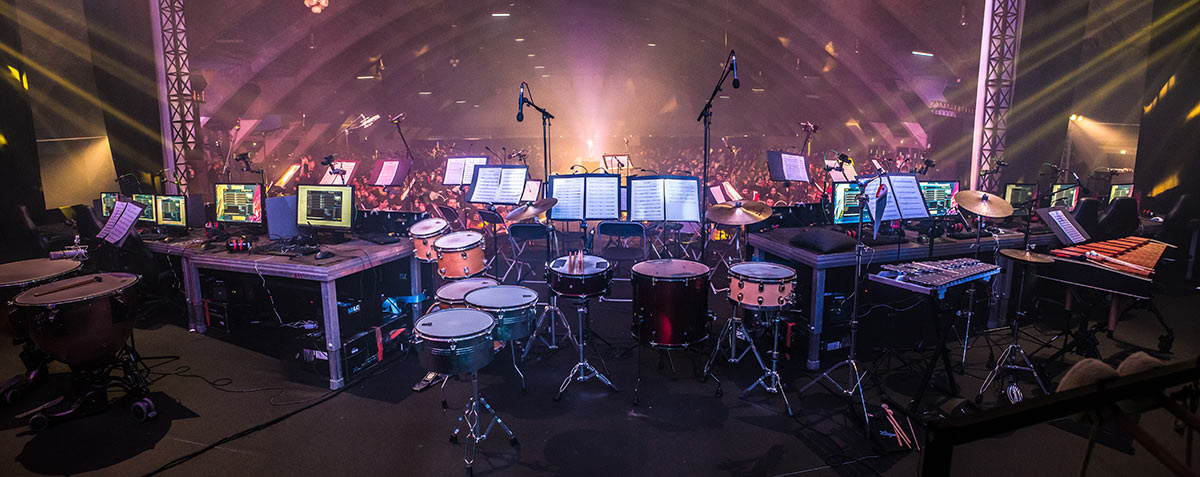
top-left (702, 302), bottom-right (767, 387)
top-left (797, 189), bottom-right (871, 433)
top-left (977, 260), bottom-right (1049, 404)
top-left (554, 298), bottom-right (618, 400)
top-left (741, 310), bottom-right (794, 415)
top-left (448, 371), bottom-right (518, 475)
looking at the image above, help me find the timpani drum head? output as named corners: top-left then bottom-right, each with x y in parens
top-left (434, 231), bottom-right (484, 251)
top-left (410, 217), bottom-right (448, 237)
top-left (549, 255), bottom-right (611, 276)
top-left (14, 273), bottom-right (138, 306)
top-left (0, 259), bottom-right (82, 288)
top-left (464, 285), bottom-right (538, 310)
top-left (631, 259), bottom-right (710, 278)
top-left (415, 309), bottom-right (494, 340)
top-left (437, 278), bottom-right (499, 302)
top-left (729, 262), bottom-right (795, 280)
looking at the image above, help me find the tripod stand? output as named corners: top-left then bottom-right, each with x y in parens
top-left (554, 298), bottom-right (618, 400)
top-left (448, 371), bottom-right (518, 475)
top-left (978, 259), bottom-right (1049, 403)
top-left (523, 293), bottom-right (578, 360)
top-left (702, 302), bottom-right (767, 395)
top-left (740, 310), bottom-right (793, 415)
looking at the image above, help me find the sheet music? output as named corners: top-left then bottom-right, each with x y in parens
top-left (462, 157), bottom-right (487, 185)
top-left (620, 186), bottom-right (628, 212)
top-left (374, 161), bottom-right (399, 186)
top-left (871, 159), bottom-right (885, 173)
top-left (468, 167), bottom-right (502, 203)
top-left (550, 176), bottom-right (585, 220)
top-left (497, 168), bottom-right (527, 204)
top-left (629, 179), bottom-right (665, 222)
top-left (320, 161), bottom-right (356, 185)
top-left (584, 175), bottom-right (620, 219)
top-left (723, 182), bottom-right (743, 201)
top-left (781, 153), bottom-right (810, 182)
top-left (826, 160), bottom-right (858, 182)
top-left (664, 178), bottom-right (700, 222)
top-left (99, 200), bottom-right (144, 245)
top-left (521, 180), bottom-right (541, 202)
top-left (1049, 209), bottom-right (1087, 244)
top-left (863, 175), bottom-right (929, 222)
top-left (444, 158), bottom-right (467, 185)
top-left (709, 185), bottom-right (728, 204)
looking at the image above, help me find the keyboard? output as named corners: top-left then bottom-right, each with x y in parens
top-left (357, 232), bottom-right (404, 245)
top-left (250, 242), bottom-right (321, 257)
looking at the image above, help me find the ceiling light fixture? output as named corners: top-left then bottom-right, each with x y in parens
top-left (303, 0), bottom-right (328, 13)
top-left (911, 51), bottom-right (934, 57)
top-left (491, 13), bottom-right (510, 17)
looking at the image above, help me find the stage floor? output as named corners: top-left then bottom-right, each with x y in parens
top-left (2, 252), bottom-right (1199, 476)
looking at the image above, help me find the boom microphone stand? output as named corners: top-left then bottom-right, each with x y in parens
top-left (697, 50), bottom-right (737, 258)
top-left (518, 82), bottom-right (555, 199)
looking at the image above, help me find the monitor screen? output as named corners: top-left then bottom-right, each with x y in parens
top-left (298, 184), bottom-right (354, 230)
top-left (155, 195), bottom-right (187, 227)
top-left (132, 194), bottom-right (156, 223)
top-left (1004, 184), bottom-right (1036, 216)
top-left (919, 181), bottom-right (960, 217)
top-left (1110, 183), bottom-right (1133, 201)
top-left (100, 192), bottom-right (118, 217)
top-left (832, 182), bottom-right (863, 224)
top-left (1050, 184), bottom-right (1079, 209)
top-left (215, 183), bottom-right (264, 224)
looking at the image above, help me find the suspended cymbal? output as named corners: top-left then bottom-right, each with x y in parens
top-left (705, 200), bottom-right (773, 225)
top-left (999, 249), bottom-right (1055, 264)
top-left (505, 198), bottom-right (558, 222)
top-left (953, 190), bottom-right (1014, 218)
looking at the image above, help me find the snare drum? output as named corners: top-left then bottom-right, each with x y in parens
top-left (434, 231), bottom-right (486, 278)
top-left (548, 254), bottom-right (613, 298)
top-left (12, 273), bottom-right (139, 368)
top-left (727, 262), bottom-right (797, 310)
top-left (413, 308), bottom-right (496, 375)
top-left (464, 285), bottom-right (538, 341)
top-left (436, 277), bottom-right (499, 309)
top-left (1, 258), bottom-right (82, 339)
top-left (631, 259), bottom-right (711, 348)
top-left (410, 217), bottom-right (449, 262)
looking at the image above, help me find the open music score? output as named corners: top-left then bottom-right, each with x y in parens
top-left (442, 156), bottom-right (489, 186)
top-left (548, 173), bottom-right (621, 221)
top-left (628, 175), bottom-right (702, 222)
top-left (370, 159), bottom-right (411, 187)
top-left (708, 181), bottom-right (743, 204)
top-left (826, 159), bottom-right (857, 182)
top-left (521, 179), bottom-right (542, 203)
top-left (767, 150), bottom-right (810, 182)
top-left (1037, 206), bottom-right (1090, 245)
top-left (319, 161), bottom-right (357, 185)
top-left (862, 174), bottom-right (930, 222)
top-left (467, 165), bottom-right (528, 205)
top-left (97, 200), bottom-right (145, 246)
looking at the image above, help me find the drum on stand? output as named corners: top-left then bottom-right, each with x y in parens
top-left (436, 278), bottom-right (498, 309)
top-left (727, 262), bottom-right (797, 312)
top-left (548, 254), bottom-right (613, 298)
top-left (410, 217), bottom-right (450, 263)
top-left (631, 259), bottom-right (711, 348)
top-left (465, 285), bottom-right (538, 342)
top-left (434, 231), bottom-right (486, 279)
top-left (13, 273), bottom-right (139, 369)
top-left (1, 259), bottom-right (83, 339)
top-left (413, 308), bottom-right (496, 375)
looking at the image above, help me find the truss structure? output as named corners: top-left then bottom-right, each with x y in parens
top-left (150, 0), bottom-right (197, 194)
top-left (970, 0), bottom-right (1025, 192)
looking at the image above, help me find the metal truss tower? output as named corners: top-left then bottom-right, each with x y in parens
top-left (150, 0), bottom-right (197, 194)
top-left (970, 0), bottom-right (1025, 192)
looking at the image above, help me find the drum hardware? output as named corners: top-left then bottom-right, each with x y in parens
top-left (554, 298), bottom-right (619, 401)
top-left (705, 199), bottom-right (771, 275)
top-left (522, 294), bottom-right (578, 360)
top-left (465, 285), bottom-right (538, 392)
top-left (977, 253), bottom-right (1050, 404)
top-left (739, 310), bottom-right (794, 415)
top-left (448, 370), bottom-right (519, 474)
top-left (701, 304), bottom-right (766, 395)
top-left (630, 259), bottom-right (711, 405)
top-left (0, 258), bottom-right (83, 403)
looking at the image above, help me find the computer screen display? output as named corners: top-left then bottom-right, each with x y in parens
top-left (832, 182), bottom-right (863, 225)
top-left (132, 194), bottom-right (156, 223)
top-left (1004, 183), bottom-right (1036, 216)
top-left (1050, 184), bottom-right (1080, 209)
top-left (215, 183), bottom-right (264, 224)
top-left (1110, 183), bottom-right (1133, 201)
top-left (919, 181), bottom-right (960, 217)
top-left (100, 192), bottom-right (118, 217)
top-left (297, 184), bottom-right (354, 230)
top-left (155, 195), bottom-right (187, 227)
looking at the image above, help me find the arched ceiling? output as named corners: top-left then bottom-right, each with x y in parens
top-left (184, 0), bottom-right (983, 153)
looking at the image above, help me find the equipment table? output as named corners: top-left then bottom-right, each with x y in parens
top-left (145, 235), bottom-right (422, 389)
top-left (748, 227), bottom-right (1058, 371)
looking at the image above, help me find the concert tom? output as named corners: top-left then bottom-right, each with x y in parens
top-left (1, 258), bottom-right (82, 339)
top-left (412, 309), bottom-right (496, 375)
top-left (631, 259), bottom-right (711, 348)
top-left (410, 217), bottom-right (449, 263)
top-left (433, 231), bottom-right (486, 279)
top-left (727, 262), bottom-right (797, 310)
top-left (436, 277), bottom-right (498, 309)
top-left (12, 273), bottom-right (139, 368)
top-left (548, 254), bottom-right (613, 298)
top-left (464, 285), bottom-right (538, 341)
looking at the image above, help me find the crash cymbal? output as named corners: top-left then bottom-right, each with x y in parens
top-left (505, 197), bottom-right (558, 222)
top-left (953, 190), bottom-right (1014, 218)
top-left (999, 249), bottom-right (1054, 264)
top-left (705, 199), bottom-right (772, 225)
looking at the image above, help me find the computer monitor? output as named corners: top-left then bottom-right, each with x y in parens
top-left (100, 192), bottom-right (119, 217)
top-left (215, 183), bottom-right (264, 224)
top-left (1110, 183), bottom-right (1134, 201)
top-left (918, 181), bottom-right (960, 217)
top-left (831, 182), bottom-right (863, 225)
top-left (297, 184), bottom-right (354, 230)
top-left (1050, 184), bottom-right (1080, 209)
top-left (132, 193), bottom-right (156, 223)
top-left (155, 195), bottom-right (187, 227)
top-left (1004, 183), bottom-right (1036, 216)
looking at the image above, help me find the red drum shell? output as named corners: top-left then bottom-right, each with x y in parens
top-left (631, 264), bottom-right (710, 348)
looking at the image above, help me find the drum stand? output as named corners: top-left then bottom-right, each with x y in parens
top-left (702, 303), bottom-right (767, 392)
top-left (0, 343), bottom-right (49, 404)
top-left (448, 371), bottom-right (518, 475)
top-left (554, 298), bottom-right (618, 400)
top-left (741, 311), bottom-right (793, 415)
top-left (522, 294), bottom-right (578, 360)
top-left (977, 261), bottom-right (1049, 404)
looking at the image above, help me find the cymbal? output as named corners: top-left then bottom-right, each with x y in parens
top-left (953, 190), bottom-right (1014, 218)
top-left (1000, 249), bottom-right (1055, 264)
top-left (505, 198), bottom-right (558, 222)
top-left (705, 200), bottom-right (772, 225)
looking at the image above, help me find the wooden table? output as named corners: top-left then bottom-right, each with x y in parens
top-left (748, 227), bottom-right (1059, 371)
top-left (145, 235), bottom-right (422, 389)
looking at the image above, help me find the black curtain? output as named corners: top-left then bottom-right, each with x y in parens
top-left (0, 0), bottom-right (46, 261)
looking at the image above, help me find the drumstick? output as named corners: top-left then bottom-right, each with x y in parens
top-left (34, 275), bottom-right (102, 297)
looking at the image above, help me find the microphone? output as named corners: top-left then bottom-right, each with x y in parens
top-left (50, 249), bottom-right (85, 260)
top-left (1070, 170), bottom-right (1090, 195)
top-left (836, 153), bottom-right (853, 165)
top-left (236, 153), bottom-right (251, 172)
top-left (730, 50), bottom-right (740, 89)
top-left (516, 83), bottom-right (526, 122)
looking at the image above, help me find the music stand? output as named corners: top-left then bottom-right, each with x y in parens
top-left (1036, 206), bottom-right (1090, 245)
top-left (369, 159), bottom-right (412, 188)
top-left (467, 165), bottom-right (529, 206)
top-left (442, 156), bottom-right (489, 186)
top-left (319, 161), bottom-right (356, 185)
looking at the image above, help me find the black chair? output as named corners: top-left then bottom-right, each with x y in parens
top-left (505, 223), bottom-right (551, 283)
top-left (591, 221), bottom-right (647, 275)
top-left (1096, 197), bottom-right (1140, 240)
top-left (70, 204), bottom-right (104, 240)
top-left (1072, 198), bottom-right (1103, 238)
top-left (1155, 194), bottom-right (1200, 279)
top-left (474, 208), bottom-right (510, 278)
top-left (436, 204), bottom-right (466, 230)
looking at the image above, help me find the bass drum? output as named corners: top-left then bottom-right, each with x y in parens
top-left (548, 254), bottom-right (613, 298)
top-left (410, 217), bottom-right (449, 263)
top-left (413, 308), bottom-right (496, 375)
top-left (464, 285), bottom-right (538, 341)
top-left (13, 273), bottom-right (139, 368)
top-left (631, 259), bottom-right (711, 348)
top-left (1, 258), bottom-right (82, 339)
top-left (436, 277), bottom-right (498, 309)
